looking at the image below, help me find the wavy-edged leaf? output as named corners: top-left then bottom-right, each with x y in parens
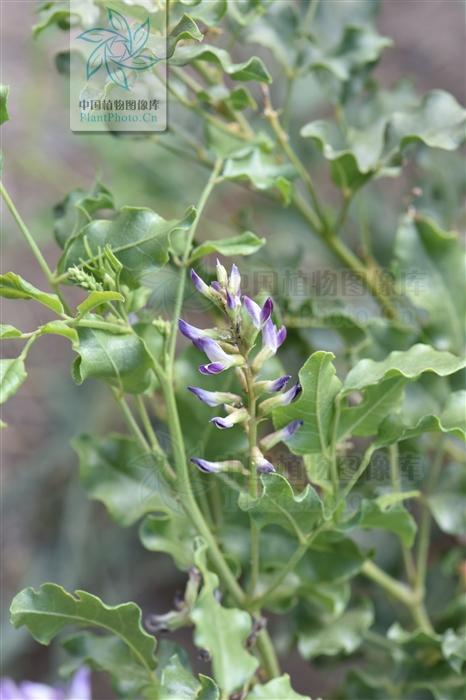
top-left (159, 653), bottom-right (220, 700)
top-left (297, 603), bottom-right (373, 659)
top-left (0, 272), bottom-right (64, 314)
top-left (190, 231), bottom-right (265, 261)
top-left (170, 44), bottom-right (271, 83)
top-left (191, 541), bottom-right (258, 695)
top-left (61, 632), bottom-right (152, 695)
top-left (394, 214), bottom-right (466, 354)
top-left (33, 0), bottom-right (99, 36)
top-left (74, 433), bottom-right (177, 527)
top-left (0, 84), bottom-right (9, 125)
top-left (376, 390), bottom-right (466, 445)
top-left (343, 344), bottom-right (466, 393)
top-left (10, 583), bottom-right (156, 672)
top-left (239, 473), bottom-right (323, 538)
top-left (59, 206), bottom-right (195, 288)
top-left (338, 377), bottom-right (405, 439)
top-left (274, 351), bottom-right (342, 455)
top-left (308, 24), bottom-right (392, 82)
top-left (301, 90), bottom-right (466, 190)
top-left (53, 182), bottom-right (115, 249)
top-left (77, 290), bottom-right (125, 317)
top-left (38, 321), bottom-right (79, 344)
top-left (140, 512), bottom-right (194, 570)
top-left (71, 326), bottom-right (153, 393)
top-left (118, 51), bottom-right (159, 70)
top-left (346, 500), bottom-right (417, 547)
top-left (0, 357), bottom-right (27, 404)
top-left (167, 14), bottom-right (203, 57)
top-left (223, 147), bottom-right (296, 195)
top-left (247, 674), bottom-right (313, 700)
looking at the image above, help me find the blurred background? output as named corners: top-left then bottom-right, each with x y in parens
top-left (1, 0), bottom-right (465, 696)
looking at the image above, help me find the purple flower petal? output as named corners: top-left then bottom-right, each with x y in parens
top-left (276, 326), bottom-right (287, 348)
top-left (281, 382), bottom-right (302, 405)
top-left (188, 387), bottom-right (240, 407)
top-left (0, 680), bottom-right (22, 700)
top-left (191, 457), bottom-right (221, 473)
top-left (19, 681), bottom-right (63, 700)
top-left (226, 290), bottom-right (237, 310)
top-left (211, 416), bottom-right (234, 429)
top-left (190, 269), bottom-right (210, 295)
top-left (262, 318), bottom-right (277, 352)
top-left (268, 375), bottom-right (291, 392)
top-left (282, 419), bottom-right (304, 438)
top-left (260, 297), bottom-right (274, 324)
top-left (66, 669), bottom-right (91, 700)
top-left (211, 281), bottom-right (222, 292)
top-left (199, 362), bottom-right (226, 375)
top-left (195, 337), bottom-right (230, 363)
top-left (243, 296), bottom-right (262, 327)
top-left (229, 264), bottom-right (241, 295)
top-left (178, 319), bottom-right (205, 341)
top-left (256, 458), bottom-right (276, 474)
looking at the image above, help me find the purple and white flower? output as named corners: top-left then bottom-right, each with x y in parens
top-left (0, 669), bottom-right (91, 700)
top-left (260, 419), bottom-right (304, 451)
top-left (188, 386), bottom-right (242, 408)
top-left (178, 319), bottom-right (209, 342)
top-left (243, 296), bottom-right (273, 329)
top-left (190, 457), bottom-right (246, 474)
top-left (252, 447), bottom-right (276, 474)
top-left (210, 407), bottom-right (249, 429)
top-left (254, 374), bottom-right (291, 395)
top-left (195, 337), bottom-right (244, 375)
top-left (259, 382), bottom-right (302, 414)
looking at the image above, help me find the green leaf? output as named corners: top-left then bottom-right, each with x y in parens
top-left (74, 433), bottom-right (177, 527)
top-left (274, 352), bottom-right (342, 455)
top-left (38, 320), bottom-right (79, 344)
top-left (0, 324), bottom-right (22, 339)
top-left (301, 91), bottom-right (466, 190)
top-left (223, 147), bottom-right (296, 196)
top-left (59, 206), bottom-right (196, 289)
top-left (191, 541), bottom-right (258, 695)
top-left (10, 583), bottom-right (156, 672)
top-left (0, 84), bottom-right (9, 125)
top-left (167, 14), bottom-right (203, 57)
top-left (297, 603), bottom-right (373, 659)
top-left (170, 44), bottom-right (272, 83)
top-left (72, 326), bottom-right (153, 393)
top-left (159, 653), bottom-right (219, 700)
top-left (53, 182), bottom-right (115, 249)
top-left (394, 214), bottom-right (466, 354)
top-left (0, 357), bottom-right (27, 404)
top-left (247, 674), bottom-right (313, 700)
top-left (347, 500), bottom-right (417, 547)
top-left (61, 632), bottom-right (152, 694)
top-left (343, 344), bottom-right (466, 393)
top-left (308, 25), bottom-right (392, 82)
top-left (239, 473), bottom-right (323, 539)
top-left (77, 290), bottom-right (125, 317)
top-left (338, 377), bottom-right (405, 439)
top-left (140, 513), bottom-right (195, 570)
top-left (190, 231), bottom-right (265, 261)
top-left (376, 390), bottom-right (466, 445)
top-left (242, 3), bottom-right (300, 71)
top-left (297, 531), bottom-right (365, 585)
top-left (33, 0), bottom-right (99, 35)
top-left (0, 272), bottom-right (64, 315)
top-left (428, 485), bottom-right (466, 537)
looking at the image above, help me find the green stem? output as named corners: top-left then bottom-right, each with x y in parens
top-left (166, 158), bottom-right (223, 367)
top-left (361, 560), bottom-right (415, 608)
top-left (416, 440), bottom-right (445, 594)
top-left (244, 366), bottom-right (260, 596)
top-left (1, 181), bottom-right (54, 282)
top-left (389, 444), bottom-right (417, 585)
top-left (256, 629), bottom-right (281, 679)
top-left (112, 389), bottom-right (151, 454)
top-left (342, 445), bottom-right (375, 498)
top-left (135, 395), bottom-right (176, 481)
